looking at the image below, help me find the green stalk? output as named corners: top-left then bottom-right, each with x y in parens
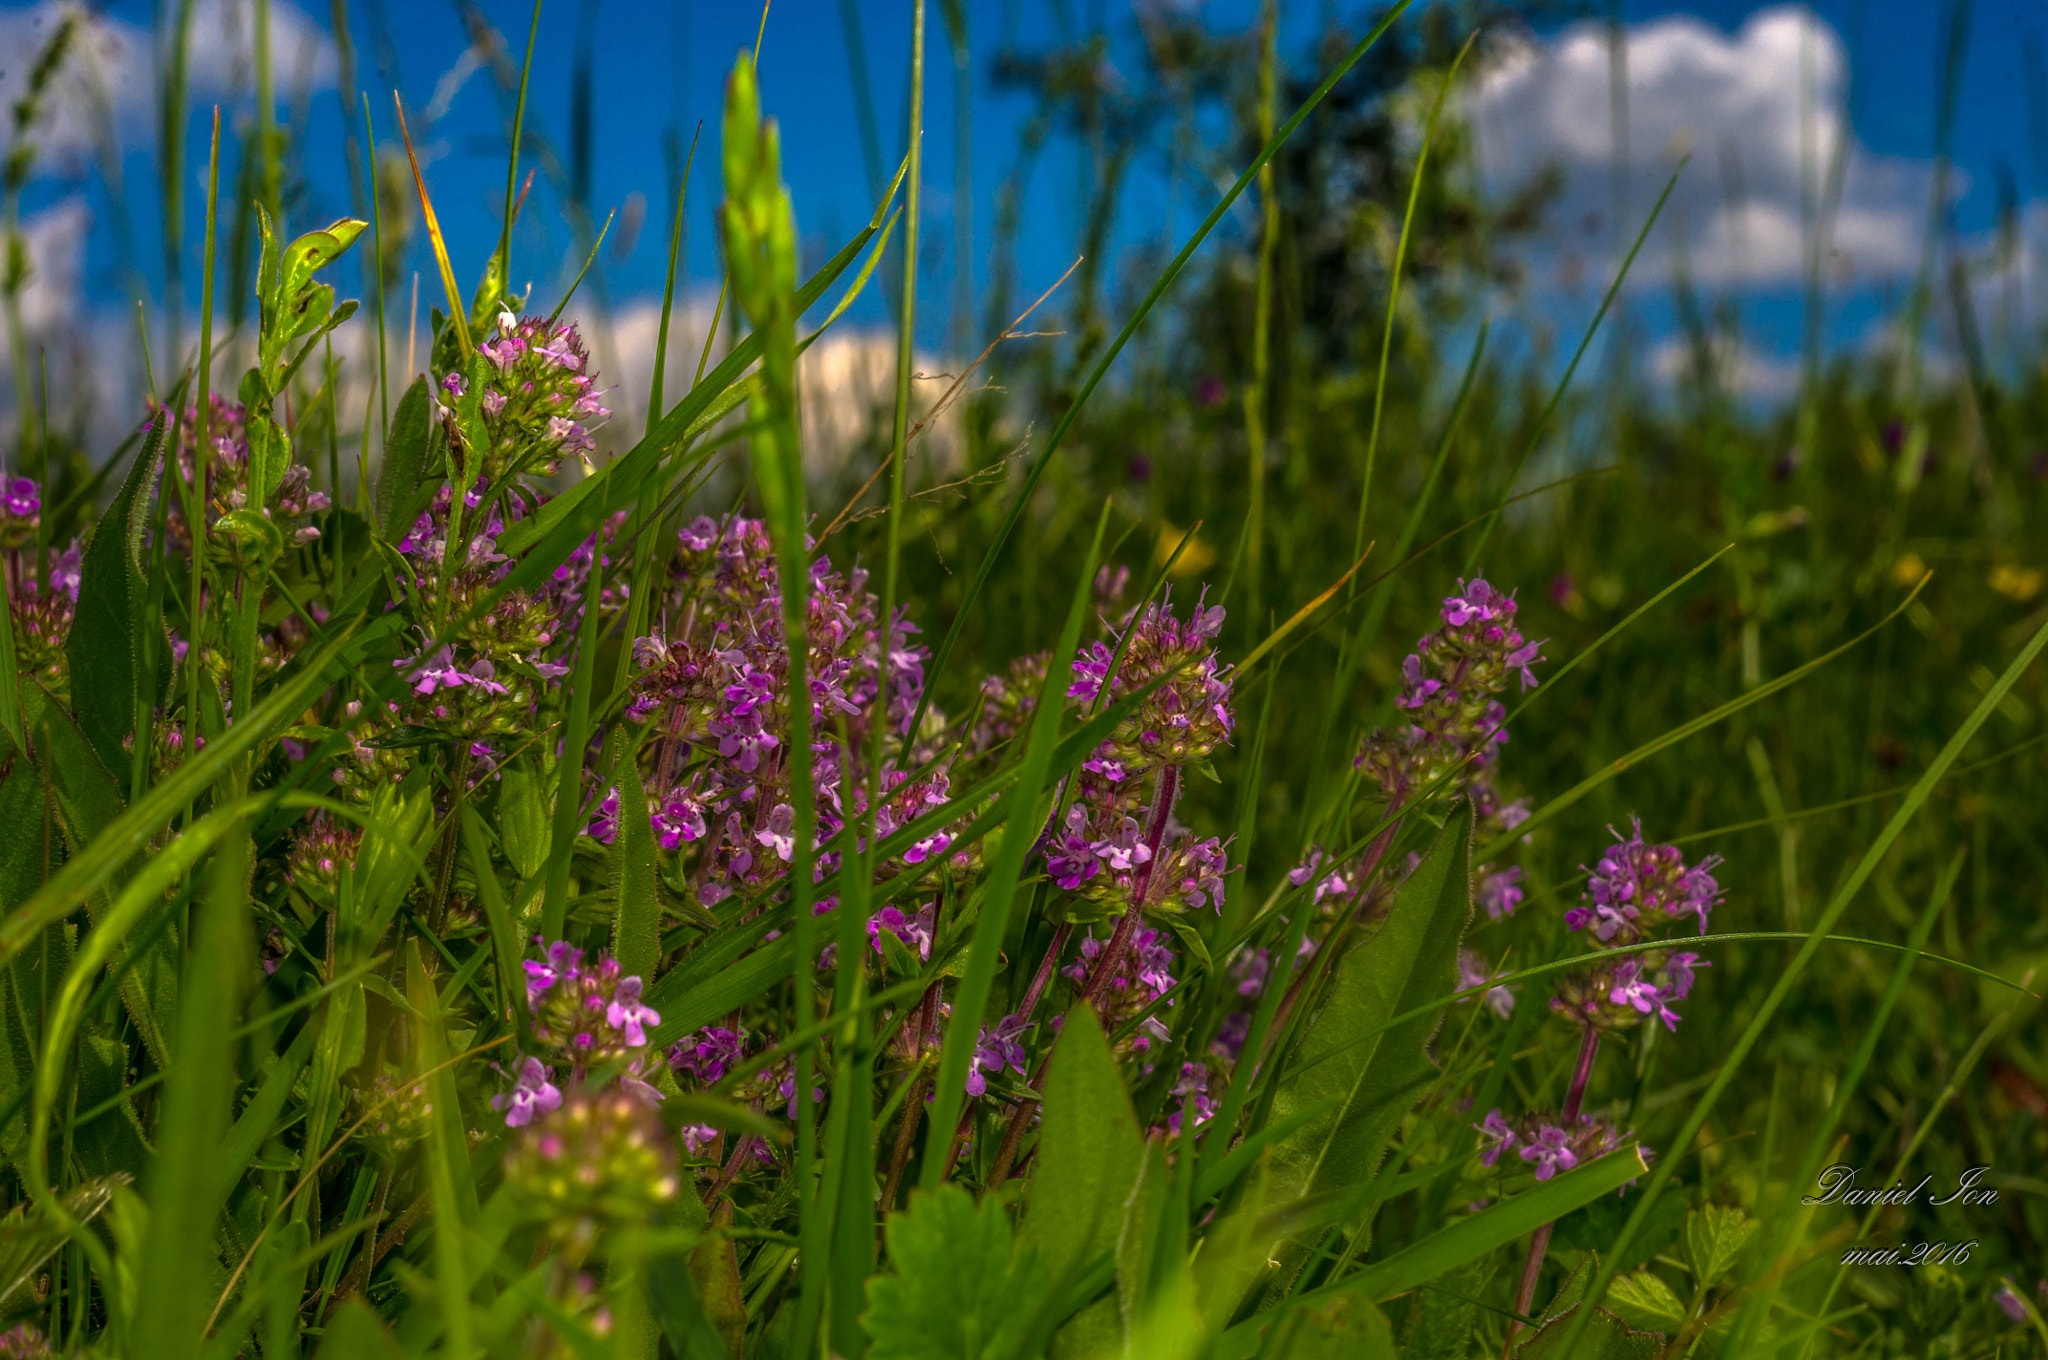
top-left (362, 93), bottom-right (388, 459)
top-left (496, 0), bottom-right (545, 297)
top-left (904, 0), bottom-right (1418, 746)
top-left (1242, 0), bottom-right (1278, 637)
top-left (186, 108), bottom-right (221, 780)
top-left (1352, 33), bottom-right (1473, 568)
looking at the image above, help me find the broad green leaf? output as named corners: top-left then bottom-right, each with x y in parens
top-left (645, 1180), bottom-right (734, 1360)
top-left (1510, 1254), bottom-right (1663, 1358)
top-left (1023, 1004), bottom-right (1146, 1287)
top-left (611, 750), bottom-right (661, 979)
top-left (374, 375), bottom-right (435, 544)
top-left (1263, 1295), bottom-right (1396, 1360)
top-left (0, 1174), bottom-right (127, 1311)
top-left (1683, 1202), bottom-right (1758, 1286)
top-left (1606, 1271), bottom-right (1688, 1331)
top-left (0, 745), bottom-right (49, 908)
top-left (1212, 1148), bottom-right (1652, 1360)
top-left (1267, 803), bottom-right (1473, 1204)
top-left (316, 1299), bottom-right (408, 1359)
top-left (1021, 1003), bottom-right (1145, 1360)
top-left (1398, 1256), bottom-right (1494, 1359)
top-left (864, 1184), bottom-right (1051, 1360)
top-left (1515, 1304), bottom-right (1663, 1360)
top-left (25, 686), bottom-right (177, 1069)
top-left (72, 1032), bottom-right (152, 1181)
top-left (497, 754), bottom-right (552, 880)
top-left (67, 410), bottom-right (169, 773)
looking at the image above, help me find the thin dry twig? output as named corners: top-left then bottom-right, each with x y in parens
top-left (815, 258), bottom-right (1082, 546)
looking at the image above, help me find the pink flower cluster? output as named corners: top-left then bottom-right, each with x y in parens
top-left (1475, 1108), bottom-right (1644, 1183)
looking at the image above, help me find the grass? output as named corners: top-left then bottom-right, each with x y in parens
top-left (1, 2), bottom-right (2047, 1359)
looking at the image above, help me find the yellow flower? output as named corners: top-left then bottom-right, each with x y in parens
top-left (1155, 521), bottom-right (1217, 577)
top-left (1890, 553), bottom-right (1929, 588)
top-left (1988, 564), bottom-right (2044, 602)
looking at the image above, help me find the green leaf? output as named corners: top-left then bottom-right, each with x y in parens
top-left (864, 1184), bottom-right (1051, 1360)
top-left (1683, 1202), bottom-right (1758, 1286)
top-left (72, 1032), bottom-right (152, 1181)
top-left (1023, 1003), bottom-right (1145, 1288)
top-left (645, 1182), bottom-right (734, 1360)
top-left (1512, 1254), bottom-right (1664, 1359)
top-left (1606, 1271), bottom-right (1688, 1331)
top-left (1263, 1295), bottom-right (1397, 1360)
top-left (611, 750), bottom-right (661, 980)
top-left (66, 410), bottom-right (168, 774)
top-left (497, 754), bottom-right (551, 879)
top-left (0, 1174), bottom-right (127, 1311)
top-left (1515, 1305), bottom-right (1663, 1360)
top-left (1022, 1003), bottom-right (1144, 1360)
top-left (217, 506), bottom-right (286, 567)
top-left (315, 1299), bottom-right (408, 1359)
top-left (374, 375), bottom-right (436, 544)
top-left (0, 733), bottom-right (45, 884)
top-left (1212, 1148), bottom-right (1651, 1360)
top-left (1267, 803), bottom-right (1473, 1205)
top-left (131, 834), bottom-right (251, 1360)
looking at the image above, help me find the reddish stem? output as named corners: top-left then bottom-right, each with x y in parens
top-left (1504, 1024), bottom-right (1602, 1354)
top-left (1077, 765), bottom-right (1180, 1009)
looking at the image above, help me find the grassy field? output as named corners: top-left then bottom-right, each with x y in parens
top-left (2, 1), bottom-right (2046, 1358)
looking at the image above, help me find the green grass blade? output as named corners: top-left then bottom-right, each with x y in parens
top-left (919, 501), bottom-right (1111, 1191)
top-left (1464, 160), bottom-right (1687, 569)
top-left (1722, 851), bottom-right (1965, 1354)
top-left (1549, 607), bottom-right (2048, 1354)
top-left (1352, 32), bottom-right (1475, 559)
top-left (131, 832), bottom-right (252, 1360)
top-left (1, 627), bottom-right (358, 961)
top-left (903, 0), bottom-right (1418, 744)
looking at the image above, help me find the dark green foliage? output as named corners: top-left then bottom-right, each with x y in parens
top-left (865, 1185), bottom-right (1051, 1360)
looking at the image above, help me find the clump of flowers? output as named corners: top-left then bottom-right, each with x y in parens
top-left (502, 1086), bottom-right (680, 1244)
top-left (967, 1015), bottom-right (1030, 1097)
top-left (522, 940), bottom-right (663, 1069)
top-left (155, 394), bottom-right (330, 558)
top-left (1162, 1061), bottom-right (1218, 1139)
top-left (0, 1322), bottom-right (51, 1360)
top-left (1474, 1108), bottom-right (1643, 1183)
top-left (1457, 949), bottom-right (1517, 1019)
top-left (472, 309), bottom-right (611, 480)
top-left (488, 941), bottom-right (662, 1129)
top-left (1550, 820), bottom-right (1722, 1034)
top-left (604, 514), bottom-right (954, 909)
top-left (1062, 927), bottom-right (1179, 1055)
top-left (3, 476), bottom-right (82, 688)
top-left (352, 1071), bottom-right (436, 1161)
top-left (283, 813), bottom-right (364, 914)
top-left (1044, 797), bottom-right (1228, 923)
top-left (1565, 817), bottom-right (1724, 945)
top-left (1067, 591), bottom-right (1234, 774)
top-left (1355, 577), bottom-right (1544, 811)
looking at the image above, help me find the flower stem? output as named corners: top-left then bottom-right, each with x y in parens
top-left (1505, 1024), bottom-right (1602, 1354)
top-left (1078, 764), bottom-right (1180, 1008)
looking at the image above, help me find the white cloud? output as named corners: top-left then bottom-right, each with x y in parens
top-left (0, 0), bottom-right (337, 169)
top-left (1471, 5), bottom-right (1939, 292)
top-left (1648, 332), bottom-right (1802, 401)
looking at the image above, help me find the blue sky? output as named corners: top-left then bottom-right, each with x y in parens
top-left (4, 0), bottom-right (2046, 414)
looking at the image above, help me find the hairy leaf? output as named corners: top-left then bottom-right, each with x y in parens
top-left (864, 1184), bottom-right (1050, 1360)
